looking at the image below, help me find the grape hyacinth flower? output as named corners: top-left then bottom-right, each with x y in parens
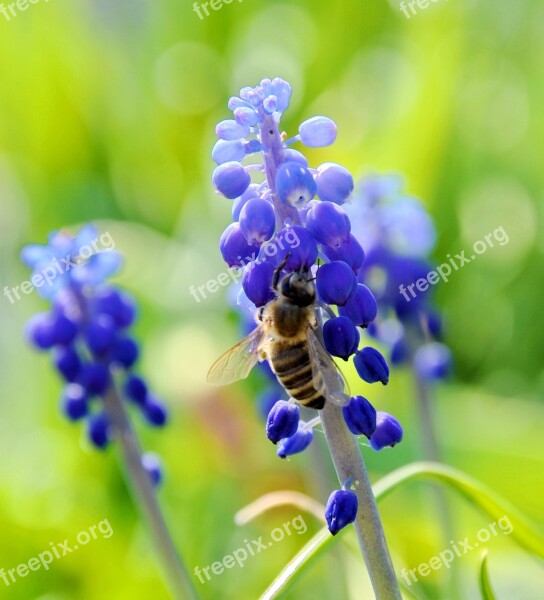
top-left (22, 225), bottom-right (197, 599)
top-left (346, 175), bottom-right (451, 463)
top-left (211, 78), bottom-right (401, 597)
top-left (22, 226), bottom-right (168, 459)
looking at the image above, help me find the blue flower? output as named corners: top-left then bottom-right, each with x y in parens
top-left (325, 489), bottom-right (358, 535)
top-left (23, 226), bottom-right (167, 457)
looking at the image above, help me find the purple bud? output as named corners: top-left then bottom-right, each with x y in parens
top-left (354, 347), bottom-right (389, 385)
top-left (94, 288), bottom-right (136, 328)
top-left (390, 337), bottom-right (408, 365)
top-left (25, 313), bottom-right (56, 350)
top-left (316, 163), bottom-right (354, 204)
top-left (215, 119), bottom-right (250, 141)
top-left (323, 316), bottom-right (359, 361)
top-left (342, 395), bottom-right (376, 437)
top-left (212, 161), bottom-right (251, 199)
top-left (142, 452), bottom-right (163, 487)
top-left (316, 261), bottom-right (356, 306)
top-left (413, 343), bottom-right (452, 380)
top-left (277, 423), bottom-right (314, 458)
top-left (270, 77), bottom-right (292, 112)
top-left (109, 336), bottom-right (139, 368)
top-left (306, 201), bottom-right (351, 248)
top-left (275, 226), bottom-right (317, 271)
top-left (242, 261), bottom-right (276, 307)
top-left (144, 397), bottom-right (168, 427)
top-left (266, 400), bottom-right (300, 444)
top-left (232, 184), bottom-right (260, 221)
top-left (233, 106), bottom-right (259, 127)
top-left (85, 314), bottom-right (117, 355)
top-left (370, 412), bottom-right (403, 450)
top-left (219, 222), bottom-right (260, 268)
top-left (50, 312), bottom-right (78, 346)
top-left (338, 284), bottom-right (377, 327)
top-left (88, 413), bottom-right (110, 449)
top-left (212, 139), bottom-right (246, 165)
top-left (124, 374), bottom-right (148, 406)
top-left (53, 345), bottom-right (81, 382)
top-left (239, 198), bottom-right (275, 244)
top-left (299, 116), bottom-right (337, 147)
top-left (323, 234), bottom-right (365, 272)
top-left (275, 162), bottom-right (317, 208)
top-left (78, 362), bottom-right (110, 395)
top-left (282, 148), bottom-right (308, 166)
top-left (325, 489), bottom-right (358, 535)
top-left (61, 384), bottom-right (88, 421)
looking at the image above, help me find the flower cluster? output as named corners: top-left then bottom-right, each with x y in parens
top-left (212, 78), bottom-right (403, 534)
top-left (22, 225), bottom-right (165, 486)
top-left (346, 174), bottom-right (452, 381)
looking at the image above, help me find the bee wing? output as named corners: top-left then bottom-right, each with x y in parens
top-left (206, 325), bottom-right (267, 386)
top-left (306, 327), bottom-right (350, 405)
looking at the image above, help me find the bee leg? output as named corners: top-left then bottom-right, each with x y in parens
top-left (257, 306), bottom-right (265, 321)
top-left (273, 253), bottom-right (291, 289)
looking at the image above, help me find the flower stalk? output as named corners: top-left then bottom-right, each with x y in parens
top-left (320, 401), bottom-right (401, 599)
top-left (104, 385), bottom-right (199, 600)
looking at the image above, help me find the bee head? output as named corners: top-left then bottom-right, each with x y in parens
top-left (279, 269), bottom-right (315, 306)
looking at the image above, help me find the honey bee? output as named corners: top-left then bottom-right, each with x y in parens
top-left (207, 262), bottom-right (347, 409)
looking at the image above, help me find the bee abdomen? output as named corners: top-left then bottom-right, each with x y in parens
top-left (271, 342), bottom-right (326, 410)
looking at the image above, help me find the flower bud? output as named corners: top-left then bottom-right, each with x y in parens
top-left (212, 161), bottom-right (251, 199)
top-left (354, 347), bottom-right (389, 385)
top-left (212, 139), bottom-right (246, 165)
top-left (323, 316), bottom-right (359, 360)
top-left (144, 397), bottom-right (168, 427)
top-left (61, 384), bottom-right (88, 421)
top-left (370, 412), bottom-right (403, 450)
top-left (266, 400), bottom-right (300, 444)
top-left (239, 198), bottom-right (275, 244)
top-left (299, 116), bottom-right (337, 147)
top-left (276, 162), bottom-right (317, 208)
top-left (342, 395), bottom-right (376, 437)
top-left (316, 163), bottom-right (354, 205)
top-left (142, 452), bottom-right (163, 487)
top-left (88, 413), bottom-right (110, 449)
top-left (316, 261), bottom-right (356, 306)
top-left (338, 284), bottom-right (377, 327)
top-left (277, 423), bottom-right (314, 458)
top-left (215, 119), bottom-right (250, 141)
top-left (242, 261), bottom-right (276, 307)
top-left (325, 489), bottom-right (358, 535)
top-left (413, 342), bottom-right (452, 380)
top-left (274, 226), bottom-right (318, 271)
top-left (323, 234), bottom-right (365, 272)
top-left (219, 222), bottom-right (260, 268)
top-left (306, 201), bottom-right (351, 248)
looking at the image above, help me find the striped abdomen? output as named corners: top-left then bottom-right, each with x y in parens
top-left (269, 340), bottom-right (325, 410)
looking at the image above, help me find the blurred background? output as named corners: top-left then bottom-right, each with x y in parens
top-left (0, 0), bottom-right (543, 598)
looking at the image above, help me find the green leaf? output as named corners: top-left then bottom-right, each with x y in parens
top-left (260, 461), bottom-right (544, 599)
top-left (373, 462), bottom-right (544, 560)
top-left (478, 551), bottom-right (497, 600)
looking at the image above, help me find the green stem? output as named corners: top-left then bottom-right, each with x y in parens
top-left (103, 386), bottom-right (199, 600)
top-left (320, 401), bottom-right (401, 600)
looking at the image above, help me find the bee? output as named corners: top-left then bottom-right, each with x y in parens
top-left (207, 261), bottom-right (346, 409)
